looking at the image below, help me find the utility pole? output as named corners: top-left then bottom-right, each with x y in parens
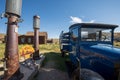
top-left (33, 15), bottom-right (40, 60)
top-left (3, 0), bottom-right (23, 79)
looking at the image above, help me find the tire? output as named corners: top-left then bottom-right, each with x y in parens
top-left (80, 69), bottom-right (104, 80)
top-left (71, 68), bottom-right (104, 80)
top-left (71, 68), bottom-right (80, 80)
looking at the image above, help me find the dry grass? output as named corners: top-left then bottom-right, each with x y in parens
top-left (39, 43), bottom-right (60, 53)
top-left (0, 42), bottom-right (119, 59)
top-left (0, 43), bottom-right (60, 59)
top-left (0, 44), bottom-right (5, 59)
top-left (114, 41), bottom-right (120, 48)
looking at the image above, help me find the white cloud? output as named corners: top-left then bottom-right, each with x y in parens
top-left (70, 16), bottom-right (82, 23)
top-left (70, 16), bottom-right (95, 23)
top-left (89, 20), bottom-right (95, 23)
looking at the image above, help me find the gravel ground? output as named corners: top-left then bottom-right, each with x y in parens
top-left (34, 61), bottom-right (70, 80)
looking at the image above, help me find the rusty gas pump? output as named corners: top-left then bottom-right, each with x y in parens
top-left (2, 0), bottom-right (23, 80)
top-left (33, 15), bottom-right (40, 60)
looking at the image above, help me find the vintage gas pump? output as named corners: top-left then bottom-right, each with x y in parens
top-left (1, 0), bottom-right (23, 80)
top-left (33, 15), bottom-right (40, 60)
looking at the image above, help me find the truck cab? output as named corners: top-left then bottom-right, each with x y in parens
top-left (60, 23), bottom-right (120, 80)
top-left (59, 31), bottom-right (71, 57)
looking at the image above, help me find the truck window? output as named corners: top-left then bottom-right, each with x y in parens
top-left (71, 28), bottom-right (78, 42)
top-left (81, 28), bottom-right (112, 42)
top-left (101, 29), bottom-right (111, 41)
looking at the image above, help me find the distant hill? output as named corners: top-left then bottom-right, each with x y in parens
top-left (114, 33), bottom-right (120, 38)
top-left (114, 33), bottom-right (120, 42)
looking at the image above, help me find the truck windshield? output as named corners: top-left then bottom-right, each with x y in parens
top-left (81, 28), bottom-right (112, 42)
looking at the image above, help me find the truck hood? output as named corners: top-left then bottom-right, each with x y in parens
top-left (81, 44), bottom-right (120, 62)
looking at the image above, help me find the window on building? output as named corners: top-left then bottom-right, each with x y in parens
top-left (21, 37), bottom-right (25, 43)
top-left (28, 38), bottom-right (31, 43)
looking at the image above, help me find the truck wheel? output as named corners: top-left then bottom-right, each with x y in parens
top-left (71, 68), bottom-right (80, 80)
top-left (80, 69), bottom-right (104, 80)
top-left (71, 68), bottom-right (104, 80)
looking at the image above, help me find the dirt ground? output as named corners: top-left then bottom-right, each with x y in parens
top-left (34, 61), bottom-right (70, 80)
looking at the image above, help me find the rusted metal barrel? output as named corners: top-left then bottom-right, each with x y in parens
top-left (33, 15), bottom-right (40, 60)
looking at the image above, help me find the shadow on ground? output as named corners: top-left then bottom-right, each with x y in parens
top-left (33, 52), bottom-right (70, 80)
top-left (42, 52), bottom-right (68, 71)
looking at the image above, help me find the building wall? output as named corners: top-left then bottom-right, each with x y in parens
top-left (47, 39), bottom-right (59, 44)
top-left (18, 36), bottom-right (33, 44)
top-left (39, 36), bottom-right (46, 44)
top-left (18, 35), bottom-right (47, 44)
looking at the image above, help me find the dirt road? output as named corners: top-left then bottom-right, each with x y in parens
top-left (34, 52), bottom-right (70, 80)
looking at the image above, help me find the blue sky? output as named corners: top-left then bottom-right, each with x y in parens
top-left (0, 0), bottom-right (120, 38)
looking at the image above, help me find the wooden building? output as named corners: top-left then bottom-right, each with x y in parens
top-left (47, 39), bottom-right (59, 44)
top-left (18, 32), bottom-right (48, 44)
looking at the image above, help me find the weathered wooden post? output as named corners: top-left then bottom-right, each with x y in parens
top-left (33, 15), bottom-right (40, 60)
top-left (3, 0), bottom-right (23, 79)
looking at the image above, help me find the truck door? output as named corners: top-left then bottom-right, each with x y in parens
top-left (69, 27), bottom-right (79, 65)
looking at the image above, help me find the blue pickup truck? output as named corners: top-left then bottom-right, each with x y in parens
top-left (59, 23), bottom-right (120, 80)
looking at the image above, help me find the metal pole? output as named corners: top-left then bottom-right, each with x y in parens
top-left (33, 15), bottom-right (40, 60)
top-left (4, 15), bottom-right (23, 80)
top-left (33, 29), bottom-right (40, 60)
